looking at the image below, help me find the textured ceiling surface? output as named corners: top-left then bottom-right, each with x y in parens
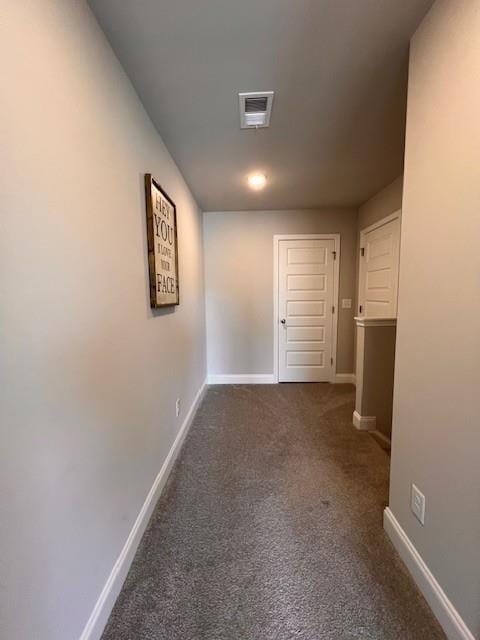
top-left (89, 0), bottom-right (433, 210)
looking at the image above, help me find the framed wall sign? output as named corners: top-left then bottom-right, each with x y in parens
top-left (145, 174), bottom-right (179, 308)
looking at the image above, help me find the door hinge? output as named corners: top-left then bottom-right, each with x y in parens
top-left (332, 250), bottom-right (337, 260)
top-left (359, 304), bottom-right (363, 313)
top-left (360, 247), bottom-right (365, 257)
top-left (332, 305), bottom-right (335, 314)
top-left (330, 357), bottom-right (334, 365)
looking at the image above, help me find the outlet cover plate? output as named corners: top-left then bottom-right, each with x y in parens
top-left (411, 483), bottom-right (425, 525)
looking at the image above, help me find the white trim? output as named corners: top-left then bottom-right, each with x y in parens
top-left (370, 430), bottom-right (391, 447)
top-left (384, 508), bottom-right (475, 640)
top-left (273, 237), bottom-right (280, 383)
top-left (207, 374), bottom-right (275, 385)
top-left (360, 210), bottom-right (401, 236)
top-left (208, 373), bottom-right (355, 385)
top-left (79, 380), bottom-right (208, 640)
top-left (334, 373), bottom-right (356, 385)
top-left (358, 209), bottom-right (401, 318)
top-left (355, 317), bottom-right (397, 327)
top-left (273, 234), bottom-right (340, 384)
top-left (352, 410), bottom-right (376, 431)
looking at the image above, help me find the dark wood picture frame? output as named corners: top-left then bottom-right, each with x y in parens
top-left (145, 174), bottom-right (180, 308)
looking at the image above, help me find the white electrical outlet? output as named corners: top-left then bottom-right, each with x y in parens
top-left (341, 298), bottom-right (352, 309)
top-left (411, 483), bottom-right (426, 525)
top-left (175, 398), bottom-right (181, 417)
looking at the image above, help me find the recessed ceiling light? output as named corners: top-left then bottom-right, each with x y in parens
top-left (247, 173), bottom-right (267, 191)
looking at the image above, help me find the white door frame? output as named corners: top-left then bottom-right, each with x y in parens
top-left (273, 234), bottom-right (340, 384)
top-left (358, 210), bottom-right (401, 317)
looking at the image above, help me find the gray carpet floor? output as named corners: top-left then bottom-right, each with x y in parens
top-left (101, 383), bottom-right (446, 640)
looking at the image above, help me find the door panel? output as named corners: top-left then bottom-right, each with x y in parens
top-left (287, 247), bottom-right (327, 264)
top-left (287, 300), bottom-right (325, 317)
top-left (287, 274), bottom-right (326, 290)
top-left (278, 239), bottom-right (335, 382)
top-left (287, 326), bottom-right (325, 342)
top-left (287, 351), bottom-right (324, 366)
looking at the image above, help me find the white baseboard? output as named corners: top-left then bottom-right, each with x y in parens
top-left (79, 379), bottom-right (208, 640)
top-left (208, 374), bottom-right (275, 384)
top-left (370, 429), bottom-right (391, 447)
top-left (208, 373), bottom-right (356, 385)
top-left (384, 508), bottom-right (475, 640)
top-left (352, 410), bottom-right (376, 430)
top-left (334, 373), bottom-right (356, 385)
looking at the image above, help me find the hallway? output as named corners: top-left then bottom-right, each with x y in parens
top-left (102, 384), bottom-right (444, 639)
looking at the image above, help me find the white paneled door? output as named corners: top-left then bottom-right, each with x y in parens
top-left (277, 238), bottom-right (337, 382)
top-left (359, 215), bottom-right (401, 317)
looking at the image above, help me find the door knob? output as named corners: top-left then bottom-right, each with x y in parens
top-left (280, 318), bottom-right (286, 325)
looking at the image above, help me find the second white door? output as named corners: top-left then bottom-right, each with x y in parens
top-left (278, 238), bottom-right (337, 382)
top-left (359, 215), bottom-right (401, 317)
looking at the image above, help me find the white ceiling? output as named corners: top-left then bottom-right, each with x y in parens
top-left (89, 0), bottom-right (433, 211)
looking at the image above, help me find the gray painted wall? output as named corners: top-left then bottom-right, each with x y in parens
top-left (358, 175), bottom-right (403, 231)
top-left (362, 326), bottom-right (397, 439)
top-left (0, 2), bottom-right (206, 639)
top-left (389, 0), bottom-right (480, 634)
top-left (204, 209), bottom-right (357, 376)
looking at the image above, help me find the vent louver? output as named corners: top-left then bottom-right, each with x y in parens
top-left (244, 96), bottom-right (268, 113)
top-left (239, 91), bottom-right (274, 129)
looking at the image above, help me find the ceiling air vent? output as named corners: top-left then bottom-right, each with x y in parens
top-left (239, 91), bottom-right (274, 129)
